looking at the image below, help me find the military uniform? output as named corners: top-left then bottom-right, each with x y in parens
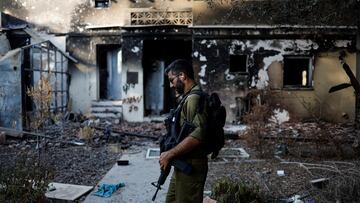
top-left (166, 85), bottom-right (208, 203)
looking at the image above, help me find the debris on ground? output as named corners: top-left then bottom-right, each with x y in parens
top-left (45, 182), bottom-right (93, 201)
top-left (1, 117), bottom-right (360, 202)
top-left (91, 182), bottom-right (125, 198)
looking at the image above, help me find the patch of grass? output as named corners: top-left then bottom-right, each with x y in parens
top-left (0, 153), bottom-right (53, 203)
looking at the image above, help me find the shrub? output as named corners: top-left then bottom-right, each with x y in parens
top-left (211, 177), bottom-right (262, 203)
top-left (0, 153), bottom-right (53, 203)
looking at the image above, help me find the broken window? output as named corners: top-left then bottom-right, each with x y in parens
top-left (94, 0), bottom-right (110, 8)
top-left (24, 42), bottom-right (70, 115)
top-left (230, 55), bottom-right (248, 74)
top-left (283, 56), bottom-right (313, 88)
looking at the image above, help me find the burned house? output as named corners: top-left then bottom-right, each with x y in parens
top-left (0, 14), bottom-right (76, 130)
top-left (0, 0), bottom-right (359, 128)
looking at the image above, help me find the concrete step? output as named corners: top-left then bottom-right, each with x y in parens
top-left (90, 112), bottom-right (122, 118)
top-left (91, 106), bottom-right (123, 113)
top-left (90, 100), bottom-right (123, 119)
top-left (91, 100), bottom-right (123, 107)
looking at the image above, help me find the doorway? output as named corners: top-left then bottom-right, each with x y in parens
top-left (97, 44), bottom-right (122, 100)
top-left (143, 39), bottom-right (192, 116)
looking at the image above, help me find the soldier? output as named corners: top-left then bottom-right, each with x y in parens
top-left (159, 59), bottom-right (208, 203)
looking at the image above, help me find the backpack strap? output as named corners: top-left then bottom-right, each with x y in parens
top-left (187, 89), bottom-right (206, 114)
top-left (173, 86), bottom-right (206, 129)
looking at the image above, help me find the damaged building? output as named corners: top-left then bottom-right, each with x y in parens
top-left (0, 16), bottom-right (76, 130)
top-left (0, 0), bottom-right (359, 129)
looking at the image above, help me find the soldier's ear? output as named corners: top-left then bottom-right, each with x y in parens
top-left (179, 72), bottom-right (185, 80)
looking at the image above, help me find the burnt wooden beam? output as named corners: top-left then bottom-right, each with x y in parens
top-left (93, 126), bottom-right (158, 140)
top-left (0, 127), bottom-right (23, 138)
top-left (0, 127), bottom-right (53, 139)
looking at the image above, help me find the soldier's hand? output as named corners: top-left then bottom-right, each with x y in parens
top-left (159, 151), bottom-right (174, 170)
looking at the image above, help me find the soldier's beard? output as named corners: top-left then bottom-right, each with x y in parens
top-left (175, 80), bottom-right (185, 95)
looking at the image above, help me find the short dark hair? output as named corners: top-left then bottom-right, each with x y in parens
top-left (165, 59), bottom-right (194, 80)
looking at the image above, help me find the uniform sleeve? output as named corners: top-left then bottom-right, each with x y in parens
top-left (182, 94), bottom-right (207, 142)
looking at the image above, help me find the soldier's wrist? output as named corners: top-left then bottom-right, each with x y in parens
top-left (169, 149), bottom-right (177, 158)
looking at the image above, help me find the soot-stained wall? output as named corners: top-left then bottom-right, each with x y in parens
top-left (67, 34), bottom-right (121, 114)
top-left (193, 29), bottom-right (356, 123)
top-left (0, 49), bottom-right (23, 130)
top-left (121, 36), bottom-right (144, 121)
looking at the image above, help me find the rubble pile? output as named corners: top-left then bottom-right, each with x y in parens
top-left (1, 118), bottom-right (359, 202)
top-left (212, 121), bottom-right (360, 202)
top-left (0, 116), bottom-right (166, 187)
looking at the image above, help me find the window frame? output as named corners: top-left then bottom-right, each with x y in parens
top-left (282, 55), bottom-right (314, 90)
top-left (94, 0), bottom-right (110, 8)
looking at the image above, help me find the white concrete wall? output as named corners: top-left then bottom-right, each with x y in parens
top-left (69, 63), bottom-right (97, 114)
top-left (2, 0), bottom-right (192, 33)
top-left (121, 61), bottom-right (144, 122)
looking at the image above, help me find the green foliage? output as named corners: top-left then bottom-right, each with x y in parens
top-left (212, 177), bottom-right (262, 203)
top-left (0, 154), bottom-right (53, 203)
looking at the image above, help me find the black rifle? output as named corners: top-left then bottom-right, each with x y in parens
top-left (151, 110), bottom-right (195, 201)
top-left (151, 159), bottom-right (192, 201)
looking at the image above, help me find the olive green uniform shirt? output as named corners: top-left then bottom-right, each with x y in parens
top-left (180, 85), bottom-right (208, 158)
top-left (165, 84), bottom-right (209, 203)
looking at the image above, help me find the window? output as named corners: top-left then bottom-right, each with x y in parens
top-left (230, 55), bottom-right (248, 73)
top-left (94, 0), bottom-right (110, 8)
top-left (283, 56), bottom-right (313, 88)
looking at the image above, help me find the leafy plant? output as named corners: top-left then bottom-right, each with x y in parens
top-left (26, 76), bottom-right (52, 131)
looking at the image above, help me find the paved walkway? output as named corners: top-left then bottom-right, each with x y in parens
top-left (84, 124), bottom-right (247, 202)
top-left (84, 146), bottom-right (170, 203)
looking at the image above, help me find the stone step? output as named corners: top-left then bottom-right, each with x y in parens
top-left (91, 106), bottom-right (123, 113)
top-left (90, 112), bottom-right (122, 119)
top-left (90, 100), bottom-right (123, 119)
top-left (91, 100), bottom-right (123, 107)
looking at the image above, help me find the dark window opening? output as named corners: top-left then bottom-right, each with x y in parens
top-left (283, 56), bottom-right (312, 88)
top-left (230, 55), bottom-right (248, 73)
top-left (95, 0), bottom-right (110, 8)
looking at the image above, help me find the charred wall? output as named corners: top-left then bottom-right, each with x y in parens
top-left (0, 48), bottom-right (23, 130)
top-left (121, 27), bottom-right (192, 121)
top-left (67, 33), bottom-right (121, 113)
top-left (121, 34), bottom-right (144, 121)
top-left (193, 28), bottom-right (357, 123)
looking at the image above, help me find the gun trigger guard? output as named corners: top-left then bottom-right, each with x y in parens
top-left (151, 182), bottom-right (162, 189)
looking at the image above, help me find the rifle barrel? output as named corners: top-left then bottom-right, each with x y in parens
top-left (152, 186), bottom-right (160, 201)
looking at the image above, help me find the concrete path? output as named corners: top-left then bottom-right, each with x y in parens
top-left (83, 124), bottom-right (247, 202)
top-left (84, 145), bottom-right (171, 203)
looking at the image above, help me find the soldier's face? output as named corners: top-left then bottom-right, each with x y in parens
top-left (168, 71), bottom-right (185, 95)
